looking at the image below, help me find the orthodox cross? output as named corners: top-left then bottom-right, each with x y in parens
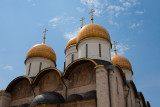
top-left (112, 41), bottom-right (117, 52)
top-left (80, 17), bottom-right (85, 28)
top-left (89, 9), bottom-right (95, 24)
top-left (43, 28), bottom-right (48, 44)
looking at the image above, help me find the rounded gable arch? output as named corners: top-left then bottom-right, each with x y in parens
top-left (6, 76), bottom-right (32, 92)
top-left (63, 58), bottom-right (98, 79)
top-left (129, 80), bottom-right (139, 98)
top-left (114, 65), bottom-right (127, 85)
top-left (146, 101), bottom-right (151, 107)
top-left (139, 92), bottom-right (147, 107)
top-left (33, 67), bottom-right (62, 85)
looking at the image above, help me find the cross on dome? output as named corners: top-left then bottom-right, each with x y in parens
top-left (80, 17), bottom-right (85, 28)
top-left (113, 41), bottom-right (118, 55)
top-left (89, 9), bottom-right (95, 24)
top-left (43, 28), bottom-right (48, 44)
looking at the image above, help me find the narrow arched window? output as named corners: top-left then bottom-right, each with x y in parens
top-left (139, 101), bottom-right (142, 107)
top-left (64, 62), bottom-right (65, 69)
top-left (86, 44), bottom-right (88, 58)
top-left (28, 63), bottom-right (31, 76)
top-left (72, 54), bottom-right (74, 62)
top-left (39, 62), bottom-right (42, 72)
top-left (116, 77), bottom-right (119, 94)
top-left (130, 91), bottom-right (132, 107)
top-left (99, 43), bottom-right (101, 57)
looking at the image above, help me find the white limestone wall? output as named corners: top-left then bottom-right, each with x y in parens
top-left (25, 57), bottom-right (56, 77)
top-left (77, 38), bottom-right (111, 62)
top-left (65, 46), bottom-right (78, 68)
top-left (122, 69), bottom-right (133, 81)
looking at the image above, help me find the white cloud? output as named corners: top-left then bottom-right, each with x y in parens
top-left (37, 24), bottom-right (42, 27)
top-left (123, 2), bottom-right (131, 7)
top-left (79, 0), bottom-right (143, 27)
top-left (129, 23), bottom-right (141, 29)
top-left (115, 12), bottom-right (120, 17)
top-left (49, 16), bottom-right (74, 28)
top-left (109, 19), bottom-right (119, 26)
top-left (108, 5), bottom-right (125, 12)
top-left (49, 17), bottom-right (62, 27)
top-left (76, 7), bottom-right (85, 12)
top-left (117, 44), bottom-right (129, 55)
top-left (65, 17), bottom-right (74, 21)
top-left (27, 0), bottom-right (36, 6)
top-left (4, 65), bottom-right (13, 71)
top-left (51, 23), bottom-right (57, 27)
top-left (80, 0), bottom-right (103, 8)
top-left (49, 17), bottom-right (61, 23)
top-left (80, 0), bottom-right (104, 16)
top-left (94, 9), bottom-right (103, 16)
top-left (106, 5), bottom-right (124, 25)
top-left (49, 17), bottom-right (74, 23)
top-left (129, 20), bottom-right (143, 29)
top-left (135, 11), bottom-right (144, 15)
top-left (129, 0), bottom-right (140, 5)
top-left (65, 29), bottom-right (80, 40)
top-left (112, 43), bottom-right (129, 56)
top-left (111, 51), bottom-right (115, 56)
top-left (119, 0), bottom-right (124, 2)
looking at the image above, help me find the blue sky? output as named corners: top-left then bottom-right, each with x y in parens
top-left (0, 0), bottom-right (159, 106)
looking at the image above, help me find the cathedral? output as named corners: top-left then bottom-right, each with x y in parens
top-left (0, 10), bottom-right (150, 107)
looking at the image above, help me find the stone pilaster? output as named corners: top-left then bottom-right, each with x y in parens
top-left (95, 65), bottom-right (110, 107)
top-left (109, 70), bottom-right (117, 107)
top-left (0, 91), bottom-right (11, 107)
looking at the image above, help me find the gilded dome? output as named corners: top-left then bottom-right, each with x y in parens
top-left (77, 24), bottom-right (111, 44)
top-left (26, 44), bottom-right (56, 64)
top-left (66, 36), bottom-right (77, 49)
top-left (111, 52), bottom-right (132, 71)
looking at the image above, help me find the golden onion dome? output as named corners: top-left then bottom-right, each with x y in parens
top-left (111, 52), bottom-right (132, 71)
top-left (26, 44), bottom-right (56, 64)
top-left (77, 24), bottom-right (111, 44)
top-left (66, 36), bottom-right (77, 49)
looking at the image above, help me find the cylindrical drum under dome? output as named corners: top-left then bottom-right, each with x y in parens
top-left (77, 24), bottom-right (112, 62)
top-left (65, 36), bottom-right (78, 68)
top-left (25, 44), bottom-right (56, 77)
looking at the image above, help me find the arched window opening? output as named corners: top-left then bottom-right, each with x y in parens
top-left (99, 43), bottom-right (101, 57)
top-left (130, 91), bottom-right (132, 107)
top-left (116, 77), bottom-right (119, 94)
top-left (72, 54), bottom-right (74, 62)
top-left (86, 44), bottom-right (88, 58)
top-left (28, 63), bottom-right (31, 76)
top-left (39, 62), bottom-right (42, 72)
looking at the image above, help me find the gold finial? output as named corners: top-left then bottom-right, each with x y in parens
top-left (80, 17), bottom-right (85, 28)
top-left (43, 28), bottom-right (48, 44)
top-left (113, 41), bottom-right (118, 55)
top-left (89, 9), bottom-right (95, 24)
